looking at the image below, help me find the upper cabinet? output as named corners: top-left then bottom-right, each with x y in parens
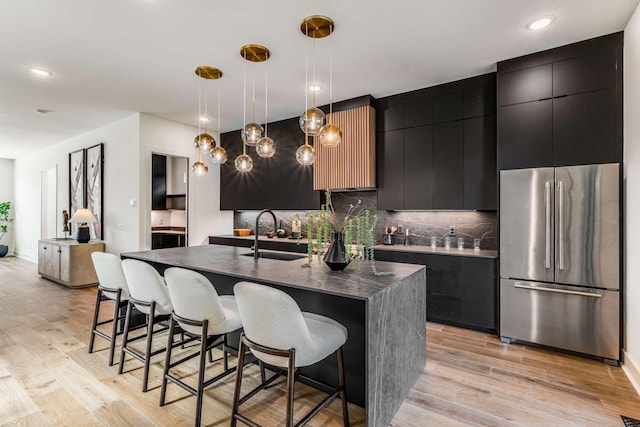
top-left (377, 73), bottom-right (497, 211)
top-left (152, 154), bottom-right (167, 210)
top-left (497, 32), bottom-right (623, 170)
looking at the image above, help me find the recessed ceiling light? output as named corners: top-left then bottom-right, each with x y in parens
top-left (36, 109), bottom-right (51, 115)
top-left (309, 84), bottom-right (323, 92)
top-left (526, 16), bottom-right (555, 31)
top-left (199, 116), bottom-right (211, 122)
top-left (28, 67), bottom-right (52, 77)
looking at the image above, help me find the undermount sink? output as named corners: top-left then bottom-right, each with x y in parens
top-left (242, 251), bottom-right (306, 261)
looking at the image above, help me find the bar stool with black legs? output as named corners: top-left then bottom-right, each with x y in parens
top-left (160, 267), bottom-right (243, 427)
top-left (119, 259), bottom-right (174, 392)
top-left (231, 281), bottom-right (349, 427)
top-left (89, 252), bottom-right (130, 366)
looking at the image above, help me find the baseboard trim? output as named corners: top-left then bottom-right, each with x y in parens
top-left (623, 350), bottom-right (640, 397)
top-left (14, 251), bottom-right (37, 263)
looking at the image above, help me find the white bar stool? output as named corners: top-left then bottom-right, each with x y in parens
top-left (119, 259), bottom-right (174, 392)
top-left (160, 267), bottom-right (243, 427)
top-left (89, 252), bottom-right (130, 366)
top-left (231, 281), bottom-right (349, 427)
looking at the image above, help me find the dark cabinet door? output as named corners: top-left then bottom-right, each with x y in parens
top-left (433, 92), bottom-right (464, 123)
top-left (460, 257), bottom-right (496, 331)
top-left (151, 234), bottom-right (162, 250)
top-left (404, 98), bottom-right (433, 128)
top-left (498, 100), bottom-right (553, 169)
top-left (403, 126), bottom-right (433, 210)
top-left (464, 85), bottom-right (496, 119)
top-left (464, 116), bottom-right (497, 210)
top-left (498, 64), bottom-right (552, 106)
top-left (426, 255), bottom-right (460, 297)
top-left (433, 122), bottom-right (464, 209)
top-left (553, 89), bottom-right (618, 166)
top-left (553, 50), bottom-right (617, 97)
top-left (377, 130), bottom-right (405, 210)
top-left (378, 101), bottom-right (404, 131)
top-left (151, 154), bottom-right (167, 210)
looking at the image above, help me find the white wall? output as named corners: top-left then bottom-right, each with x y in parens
top-left (139, 114), bottom-right (232, 247)
top-left (14, 114), bottom-right (141, 260)
top-left (624, 2), bottom-right (640, 394)
top-left (0, 159), bottom-right (14, 254)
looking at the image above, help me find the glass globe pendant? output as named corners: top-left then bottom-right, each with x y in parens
top-left (235, 153), bottom-right (253, 172)
top-left (241, 122), bottom-right (263, 146)
top-left (299, 108), bottom-right (325, 136)
top-left (192, 160), bottom-right (208, 176)
top-left (256, 136), bottom-right (276, 158)
top-left (194, 133), bottom-right (215, 152)
top-left (296, 143), bottom-right (315, 165)
top-left (209, 146), bottom-right (227, 164)
top-left (317, 123), bottom-right (342, 147)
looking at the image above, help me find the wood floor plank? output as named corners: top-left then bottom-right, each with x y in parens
top-left (1, 256), bottom-right (640, 426)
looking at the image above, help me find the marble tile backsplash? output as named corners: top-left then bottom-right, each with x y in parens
top-left (234, 191), bottom-right (497, 250)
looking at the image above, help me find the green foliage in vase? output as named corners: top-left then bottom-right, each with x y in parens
top-left (299, 190), bottom-right (392, 276)
top-left (0, 201), bottom-right (13, 244)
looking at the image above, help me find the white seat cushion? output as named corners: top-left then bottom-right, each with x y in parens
top-left (201, 295), bottom-right (242, 336)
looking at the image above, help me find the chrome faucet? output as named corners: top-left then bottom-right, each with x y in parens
top-left (254, 209), bottom-right (277, 259)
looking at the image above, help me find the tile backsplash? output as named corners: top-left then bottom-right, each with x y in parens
top-left (234, 191), bottom-right (497, 250)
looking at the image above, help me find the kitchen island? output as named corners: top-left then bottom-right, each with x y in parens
top-left (121, 244), bottom-right (426, 427)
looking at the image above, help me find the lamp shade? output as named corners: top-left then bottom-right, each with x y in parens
top-left (69, 208), bottom-right (97, 224)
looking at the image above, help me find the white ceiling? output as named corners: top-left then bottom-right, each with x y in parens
top-left (1, 0), bottom-right (638, 159)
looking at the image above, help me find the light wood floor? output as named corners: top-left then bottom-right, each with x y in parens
top-left (1, 256), bottom-right (639, 426)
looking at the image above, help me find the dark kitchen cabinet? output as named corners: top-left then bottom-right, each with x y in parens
top-left (403, 126), bottom-right (433, 210)
top-left (152, 154), bottom-right (167, 210)
top-left (460, 257), bottom-right (496, 330)
top-left (498, 64), bottom-right (552, 106)
top-left (220, 116), bottom-right (320, 210)
top-left (498, 100), bottom-right (553, 169)
top-left (464, 116), bottom-right (497, 210)
top-left (553, 89), bottom-right (618, 166)
top-left (497, 32), bottom-right (622, 170)
top-left (377, 130), bottom-right (405, 210)
top-left (151, 233), bottom-right (185, 249)
top-left (377, 72), bottom-right (497, 210)
top-left (433, 122), bottom-right (464, 209)
top-left (374, 249), bottom-right (497, 332)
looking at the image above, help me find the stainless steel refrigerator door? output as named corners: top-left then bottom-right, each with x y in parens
top-left (500, 279), bottom-right (620, 360)
top-left (500, 168), bottom-right (555, 283)
top-left (555, 163), bottom-right (620, 290)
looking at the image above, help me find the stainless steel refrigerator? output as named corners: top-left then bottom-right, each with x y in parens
top-left (499, 163), bottom-right (620, 362)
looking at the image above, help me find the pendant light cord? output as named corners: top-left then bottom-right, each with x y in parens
top-left (329, 39), bottom-right (333, 124)
top-left (264, 62), bottom-right (268, 137)
top-left (217, 79), bottom-right (221, 146)
top-left (242, 52), bottom-right (247, 155)
top-left (312, 33), bottom-right (317, 108)
top-left (251, 62), bottom-right (256, 123)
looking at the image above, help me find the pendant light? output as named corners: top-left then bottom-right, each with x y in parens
top-left (317, 36), bottom-right (342, 147)
top-left (299, 16), bottom-right (331, 136)
top-left (296, 132), bottom-right (315, 166)
top-left (192, 66), bottom-right (223, 176)
top-left (240, 45), bottom-right (265, 146)
top-left (256, 60), bottom-right (276, 158)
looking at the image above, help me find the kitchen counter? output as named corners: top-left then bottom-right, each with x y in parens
top-left (209, 234), bottom-right (497, 258)
top-left (121, 244), bottom-right (426, 427)
top-left (150, 230), bottom-right (185, 235)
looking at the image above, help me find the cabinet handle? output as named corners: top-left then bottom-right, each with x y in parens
top-left (514, 283), bottom-right (601, 298)
top-left (558, 180), bottom-right (564, 271)
top-left (545, 181), bottom-right (551, 269)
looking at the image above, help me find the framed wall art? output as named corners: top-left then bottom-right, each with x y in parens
top-left (69, 148), bottom-right (85, 235)
top-left (85, 143), bottom-right (104, 240)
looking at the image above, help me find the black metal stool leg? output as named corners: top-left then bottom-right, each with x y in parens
top-left (142, 302), bottom-right (156, 392)
top-left (286, 349), bottom-right (296, 427)
top-left (118, 301), bottom-right (134, 374)
top-left (338, 347), bottom-right (349, 426)
top-left (195, 320), bottom-right (209, 427)
top-left (107, 289), bottom-right (122, 366)
top-left (88, 288), bottom-right (102, 353)
top-left (159, 316), bottom-right (176, 407)
top-left (230, 338), bottom-right (247, 427)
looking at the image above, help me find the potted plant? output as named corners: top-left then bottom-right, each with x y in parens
top-left (0, 201), bottom-right (13, 258)
top-left (300, 190), bottom-right (392, 276)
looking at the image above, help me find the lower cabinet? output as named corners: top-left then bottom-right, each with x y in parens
top-left (375, 250), bottom-right (497, 332)
top-left (38, 239), bottom-right (105, 287)
top-left (152, 233), bottom-right (185, 249)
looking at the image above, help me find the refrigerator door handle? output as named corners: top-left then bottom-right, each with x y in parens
top-left (513, 282), bottom-right (602, 298)
top-left (545, 181), bottom-right (551, 269)
top-left (558, 180), bottom-right (564, 270)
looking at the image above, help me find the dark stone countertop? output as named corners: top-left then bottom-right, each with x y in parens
top-left (209, 234), bottom-right (497, 259)
top-left (121, 244), bottom-right (425, 301)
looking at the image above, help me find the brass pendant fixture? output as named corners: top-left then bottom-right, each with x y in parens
top-left (240, 44), bottom-right (269, 147)
top-left (192, 66), bottom-right (226, 176)
top-left (299, 16), bottom-right (334, 137)
top-left (317, 32), bottom-right (342, 147)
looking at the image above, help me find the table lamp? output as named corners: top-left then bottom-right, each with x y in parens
top-left (69, 208), bottom-right (97, 243)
